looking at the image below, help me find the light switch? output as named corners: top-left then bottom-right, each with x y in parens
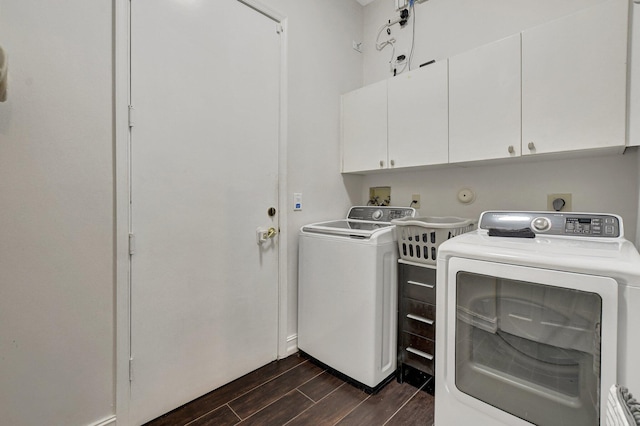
top-left (293, 193), bottom-right (302, 211)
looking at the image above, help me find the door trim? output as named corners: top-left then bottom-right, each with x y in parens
top-left (114, 1), bottom-right (289, 425)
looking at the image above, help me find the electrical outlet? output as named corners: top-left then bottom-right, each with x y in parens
top-left (412, 194), bottom-right (420, 209)
top-left (547, 193), bottom-right (572, 212)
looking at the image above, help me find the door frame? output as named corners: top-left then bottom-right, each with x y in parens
top-left (114, 1), bottom-right (289, 424)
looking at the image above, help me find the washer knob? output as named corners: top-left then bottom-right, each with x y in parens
top-left (532, 217), bottom-right (551, 232)
top-left (372, 209), bottom-right (384, 220)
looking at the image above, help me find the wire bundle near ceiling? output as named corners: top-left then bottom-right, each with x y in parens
top-left (375, 0), bottom-right (419, 76)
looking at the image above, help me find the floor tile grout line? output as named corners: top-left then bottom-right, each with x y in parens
top-left (282, 382), bottom-right (347, 426)
top-left (381, 382), bottom-right (427, 426)
top-left (184, 403), bottom-right (241, 426)
top-left (228, 364), bottom-right (327, 424)
top-left (331, 388), bottom-right (372, 426)
top-left (177, 358), bottom-right (312, 426)
top-left (224, 359), bottom-right (313, 411)
top-left (296, 387), bottom-right (318, 404)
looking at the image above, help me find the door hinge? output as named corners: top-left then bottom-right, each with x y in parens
top-left (128, 233), bottom-right (136, 255)
top-left (129, 357), bottom-right (134, 382)
top-left (128, 105), bottom-right (135, 127)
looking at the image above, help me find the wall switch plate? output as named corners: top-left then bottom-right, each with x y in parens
top-left (412, 194), bottom-right (421, 209)
top-left (547, 193), bottom-right (572, 212)
top-left (293, 193), bottom-right (302, 211)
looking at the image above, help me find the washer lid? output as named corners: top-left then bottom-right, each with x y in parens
top-left (301, 219), bottom-right (393, 239)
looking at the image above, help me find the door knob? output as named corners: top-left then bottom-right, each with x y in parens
top-left (256, 226), bottom-right (278, 244)
top-left (508, 145), bottom-right (515, 154)
top-left (266, 227), bottom-right (277, 239)
top-left (528, 142), bottom-right (535, 151)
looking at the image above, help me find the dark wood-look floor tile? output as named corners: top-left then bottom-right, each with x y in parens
top-left (336, 380), bottom-right (421, 426)
top-left (187, 404), bottom-right (240, 426)
top-left (229, 360), bottom-right (324, 419)
top-left (297, 371), bottom-right (345, 402)
top-left (285, 383), bottom-right (369, 426)
top-left (145, 355), bottom-right (306, 426)
top-left (239, 390), bottom-right (314, 425)
top-left (384, 388), bottom-right (434, 426)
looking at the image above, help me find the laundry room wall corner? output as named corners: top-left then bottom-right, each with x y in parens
top-left (259, 0), bottom-right (365, 350)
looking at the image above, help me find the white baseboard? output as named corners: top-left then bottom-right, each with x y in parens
top-left (89, 415), bottom-right (116, 426)
top-left (284, 333), bottom-right (298, 357)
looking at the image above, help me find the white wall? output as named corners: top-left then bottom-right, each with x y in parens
top-left (260, 0), bottom-right (365, 349)
top-left (362, 152), bottom-right (639, 239)
top-left (363, 0), bottom-right (609, 85)
top-left (0, 1), bottom-right (115, 426)
top-left (358, 0), bottom-right (639, 241)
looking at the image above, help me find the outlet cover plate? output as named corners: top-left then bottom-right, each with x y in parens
top-left (547, 193), bottom-right (572, 212)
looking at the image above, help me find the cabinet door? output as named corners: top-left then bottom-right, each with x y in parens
top-left (522, 0), bottom-right (628, 155)
top-left (388, 61), bottom-right (448, 168)
top-left (449, 34), bottom-right (521, 163)
top-left (341, 80), bottom-right (388, 173)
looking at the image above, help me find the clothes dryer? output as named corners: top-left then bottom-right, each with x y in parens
top-left (435, 211), bottom-right (640, 426)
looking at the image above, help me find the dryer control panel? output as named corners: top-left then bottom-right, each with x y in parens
top-left (480, 211), bottom-right (621, 238)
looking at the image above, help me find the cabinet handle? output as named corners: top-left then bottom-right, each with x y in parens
top-left (390, 159), bottom-right (395, 167)
top-left (528, 142), bottom-right (535, 150)
top-left (407, 280), bottom-right (434, 289)
top-left (407, 313), bottom-right (434, 325)
top-left (379, 160), bottom-right (384, 167)
top-left (508, 145), bottom-right (515, 154)
top-left (406, 347), bottom-right (434, 361)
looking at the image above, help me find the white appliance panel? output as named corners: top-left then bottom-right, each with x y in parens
top-left (436, 257), bottom-right (617, 426)
top-left (298, 233), bottom-right (398, 388)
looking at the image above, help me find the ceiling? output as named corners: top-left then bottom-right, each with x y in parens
top-left (356, 0), bottom-right (376, 6)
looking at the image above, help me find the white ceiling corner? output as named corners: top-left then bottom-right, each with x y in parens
top-left (356, 0), bottom-right (377, 6)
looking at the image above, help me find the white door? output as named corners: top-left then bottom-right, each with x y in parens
top-left (129, 1), bottom-right (281, 424)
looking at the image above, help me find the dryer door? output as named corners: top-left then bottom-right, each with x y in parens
top-left (443, 257), bottom-right (618, 426)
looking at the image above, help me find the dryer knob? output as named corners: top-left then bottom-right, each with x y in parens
top-left (372, 209), bottom-right (384, 220)
top-left (532, 217), bottom-right (551, 232)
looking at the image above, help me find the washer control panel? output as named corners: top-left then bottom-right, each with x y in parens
top-left (480, 211), bottom-right (621, 238)
top-left (347, 206), bottom-right (416, 222)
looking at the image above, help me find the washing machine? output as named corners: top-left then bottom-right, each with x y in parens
top-left (298, 206), bottom-right (415, 392)
top-left (435, 211), bottom-right (640, 426)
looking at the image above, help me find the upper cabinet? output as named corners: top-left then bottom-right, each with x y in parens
top-left (449, 34), bottom-right (522, 163)
top-left (341, 80), bottom-right (388, 173)
top-left (521, 0), bottom-right (628, 155)
top-left (341, 62), bottom-right (448, 173)
top-left (342, 0), bottom-right (628, 173)
top-left (388, 61), bottom-right (449, 168)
